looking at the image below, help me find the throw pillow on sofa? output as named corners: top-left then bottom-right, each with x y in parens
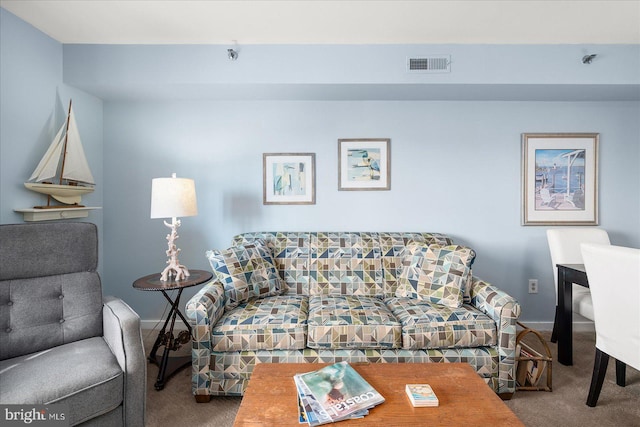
top-left (396, 244), bottom-right (476, 308)
top-left (206, 240), bottom-right (284, 311)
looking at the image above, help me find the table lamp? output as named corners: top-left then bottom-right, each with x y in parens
top-left (150, 173), bottom-right (198, 281)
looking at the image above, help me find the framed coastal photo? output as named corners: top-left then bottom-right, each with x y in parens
top-left (522, 133), bottom-right (599, 226)
top-left (263, 153), bottom-right (315, 205)
top-left (338, 138), bottom-right (390, 191)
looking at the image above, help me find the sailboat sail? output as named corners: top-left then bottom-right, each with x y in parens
top-left (27, 106), bottom-right (95, 185)
top-left (62, 108), bottom-right (95, 184)
top-left (28, 121), bottom-right (66, 182)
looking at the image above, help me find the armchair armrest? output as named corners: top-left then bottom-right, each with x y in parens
top-left (469, 277), bottom-right (521, 396)
top-left (103, 296), bottom-right (146, 427)
top-left (185, 280), bottom-right (225, 400)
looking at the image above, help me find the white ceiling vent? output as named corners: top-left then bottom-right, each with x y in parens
top-left (407, 55), bottom-right (451, 73)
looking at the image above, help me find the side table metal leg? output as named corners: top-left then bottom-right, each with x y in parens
top-left (148, 307), bottom-right (174, 364)
top-left (154, 298), bottom-right (179, 390)
top-left (159, 288), bottom-right (192, 336)
top-left (154, 289), bottom-right (182, 390)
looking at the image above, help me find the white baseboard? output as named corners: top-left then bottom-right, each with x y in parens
top-left (517, 321), bottom-right (595, 333)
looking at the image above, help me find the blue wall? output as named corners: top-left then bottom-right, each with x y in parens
top-left (2, 8), bottom-right (639, 327)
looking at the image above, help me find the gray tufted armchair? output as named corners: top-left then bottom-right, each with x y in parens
top-left (0, 222), bottom-right (145, 426)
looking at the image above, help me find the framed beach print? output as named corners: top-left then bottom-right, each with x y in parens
top-left (338, 138), bottom-right (390, 191)
top-left (521, 133), bottom-right (599, 225)
top-left (263, 153), bottom-right (316, 205)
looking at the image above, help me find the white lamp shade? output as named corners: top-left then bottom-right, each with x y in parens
top-left (150, 174), bottom-right (198, 219)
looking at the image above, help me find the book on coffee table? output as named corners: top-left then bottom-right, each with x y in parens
top-left (294, 361), bottom-right (384, 425)
top-left (405, 384), bottom-right (439, 407)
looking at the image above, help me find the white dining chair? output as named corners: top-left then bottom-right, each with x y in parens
top-left (546, 228), bottom-right (610, 342)
top-left (581, 243), bottom-right (640, 407)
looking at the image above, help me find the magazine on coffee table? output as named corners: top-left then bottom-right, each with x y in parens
top-left (295, 375), bottom-right (333, 426)
top-left (295, 361), bottom-right (384, 424)
top-left (296, 374), bottom-right (369, 425)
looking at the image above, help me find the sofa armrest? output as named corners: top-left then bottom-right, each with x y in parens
top-left (102, 296), bottom-right (146, 427)
top-left (469, 277), bottom-right (521, 396)
top-left (185, 280), bottom-right (225, 399)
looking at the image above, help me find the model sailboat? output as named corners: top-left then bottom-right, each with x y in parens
top-left (25, 100), bottom-right (95, 208)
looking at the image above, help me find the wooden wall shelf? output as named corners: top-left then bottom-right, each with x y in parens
top-left (15, 207), bottom-right (101, 222)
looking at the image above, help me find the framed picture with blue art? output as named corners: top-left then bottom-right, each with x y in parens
top-left (338, 138), bottom-right (390, 191)
top-left (521, 133), bottom-right (599, 225)
top-left (263, 153), bottom-right (316, 205)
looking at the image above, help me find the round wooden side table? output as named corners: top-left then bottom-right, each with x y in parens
top-left (133, 269), bottom-right (213, 390)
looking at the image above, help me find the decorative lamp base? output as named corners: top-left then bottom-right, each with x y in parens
top-left (159, 217), bottom-right (191, 282)
top-left (160, 265), bottom-right (190, 282)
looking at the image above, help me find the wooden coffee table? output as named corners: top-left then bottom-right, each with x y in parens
top-left (233, 363), bottom-right (524, 426)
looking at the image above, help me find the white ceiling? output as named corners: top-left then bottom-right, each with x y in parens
top-left (1, 0), bottom-right (639, 45)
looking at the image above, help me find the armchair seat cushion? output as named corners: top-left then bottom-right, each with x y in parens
top-left (307, 295), bottom-right (402, 349)
top-left (0, 337), bottom-right (123, 426)
top-left (211, 295), bottom-right (308, 351)
top-left (385, 297), bottom-right (497, 350)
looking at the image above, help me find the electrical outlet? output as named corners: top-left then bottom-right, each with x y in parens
top-left (528, 279), bottom-right (539, 294)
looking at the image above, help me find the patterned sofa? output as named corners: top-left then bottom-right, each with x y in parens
top-left (186, 232), bottom-right (521, 402)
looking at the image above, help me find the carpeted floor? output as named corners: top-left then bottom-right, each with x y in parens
top-left (143, 330), bottom-right (640, 426)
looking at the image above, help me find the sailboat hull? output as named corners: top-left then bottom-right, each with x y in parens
top-left (25, 182), bottom-right (94, 205)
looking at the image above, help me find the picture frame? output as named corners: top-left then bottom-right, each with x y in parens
top-left (338, 138), bottom-right (390, 191)
top-left (521, 133), bottom-right (599, 226)
top-left (263, 153), bottom-right (316, 205)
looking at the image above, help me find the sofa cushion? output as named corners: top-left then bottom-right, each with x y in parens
top-left (207, 240), bottom-right (284, 311)
top-left (232, 232), bottom-right (454, 298)
top-left (307, 233), bottom-right (384, 297)
top-left (385, 297), bottom-right (497, 350)
top-left (233, 232), bottom-right (314, 296)
top-left (211, 295), bottom-right (308, 351)
top-left (307, 295), bottom-right (402, 349)
top-left (0, 337), bottom-right (123, 426)
top-left (378, 232), bottom-right (454, 297)
top-left (395, 244), bottom-right (475, 308)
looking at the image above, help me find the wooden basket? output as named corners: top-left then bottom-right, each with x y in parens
top-left (515, 322), bottom-right (553, 392)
